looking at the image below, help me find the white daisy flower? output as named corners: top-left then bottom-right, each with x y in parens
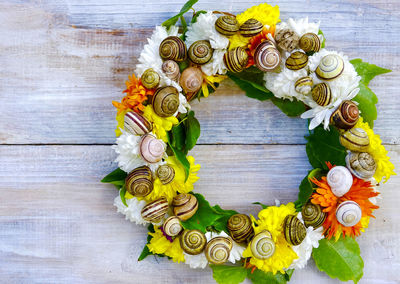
top-left (201, 49), bottom-right (227, 76)
top-left (114, 195), bottom-right (148, 226)
top-left (276, 17), bottom-right (320, 38)
top-left (183, 251), bottom-right (209, 269)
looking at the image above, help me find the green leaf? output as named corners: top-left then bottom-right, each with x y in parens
top-left (318, 29), bottom-right (326, 49)
top-left (138, 224), bottom-right (166, 260)
top-left (246, 268), bottom-right (288, 284)
top-left (185, 111), bottom-right (201, 151)
top-left (119, 185), bottom-right (127, 207)
top-left (162, 0), bottom-right (198, 28)
top-left (101, 168), bottom-right (127, 186)
top-left (191, 10), bottom-right (207, 23)
top-left (285, 269), bottom-right (294, 281)
top-left (210, 265), bottom-right (247, 284)
top-left (350, 58), bottom-right (391, 86)
top-left (170, 123), bottom-right (186, 151)
top-left (180, 15), bottom-right (188, 36)
top-left (168, 142), bottom-right (190, 181)
top-left (295, 168), bottom-right (325, 211)
top-left (252, 202), bottom-right (269, 209)
top-left (228, 70), bottom-right (273, 101)
top-left (313, 237), bottom-right (364, 283)
top-left (270, 97), bottom-right (306, 117)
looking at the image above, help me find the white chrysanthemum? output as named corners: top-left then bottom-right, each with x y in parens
top-left (201, 50), bottom-right (227, 76)
top-left (183, 251), bottom-right (209, 269)
top-left (114, 195), bottom-right (148, 226)
top-left (112, 130), bottom-right (166, 173)
top-left (276, 17), bottom-right (320, 38)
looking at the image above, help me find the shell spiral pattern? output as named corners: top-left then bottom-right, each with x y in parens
top-left (152, 86), bottom-right (180, 117)
top-left (239, 18), bottom-right (263, 37)
top-left (330, 100), bottom-right (359, 129)
top-left (285, 51), bottom-right (308, 70)
top-left (312, 83), bottom-right (332, 106)
top-left (275, 29), bottom-right (299, 52)
top-left (172, 193), bottom-right (199, 221)
top-left (188, 40), bottom-right (213, 65)
top-left (179, 67), bottom-right (203, 94)
top-left (162, 60), bottom-right (180, 82)
top-left (125, 166), bottom-right (153, 197)
top-left (124, 111), bottom-right (152, 135)
top-left (346, 151), bottom-right (377, 180)
top-left (141, 68), bottom-right (160, 89)
top-left (339, 128), bottom-right (370, 152)
top-left (327, 166), bottom-right (353, 197)
top-left (254, 41), bottom-right (281, 72)
top-left (336, 201), bottom-right (362, 227)
top-left (302, 201), bottom-right (327, 229)
top-left (299, 33), bottom-right (321, 53)
top-left (141, 197), bottom-right (169, 223)
top-left (162, 216), bottom-right (182, 237)
top-left (215, 15), bottom-right (239, 36)
top-left (156, 164), bottom-right (175, 185)
top-left (250, 230), bottom-right (275, 259)
top-left (283, 215), bottom-right (307, 246)
top-left (180, 229), bottom-right (207, 255)
top-left (224, 47), bottom-right (249, 73)
top-left (227, 214), bottom-right (254, 243)
top-left (159, 36), bottom-right (187, 62)
top-left (205, 237), bottom-right (233, 265)
top-left (139, 134), bottom-right (165, 163)
top-left (316, 54), bottom-right (344, 80)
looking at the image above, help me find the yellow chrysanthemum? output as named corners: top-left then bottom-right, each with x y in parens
top-left (355, 117), bottom-right (396, 183)
top-left (243, 203), bottom-right (298, 274)
top-left (115, 109), bottom-right (130, 137)
top-left (147, 227), bottom-right (185, 263)
top-left (142, 105), bottom-right (179, 142)
top-left (333, 216), bottom-right (370, 241)
top-left (202, 75), bottom-right (228, 98)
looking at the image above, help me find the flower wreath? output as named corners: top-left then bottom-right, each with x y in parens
top-left (101, 2), bottom-right (395, 283)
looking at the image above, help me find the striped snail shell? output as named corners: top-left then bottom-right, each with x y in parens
top-left (327, 166), bottom-right (353, 197)
top-left (346, 151), bottom-right (377, 180)
top-left (227, 214), bottom-right (254, 243)
top-left (330, 100), bottom-right (359, 129)
top-left (205, 236), bottom-right (233, 265)
top-left (188, 40), bottom-right (213, 65)
top-left (299, 33), bottom-right (321, 53)
top-left (179, 67), bottom-right (203, 94)
top-left (301, 201), bottom-right (326, 229)
top-left (172, 193), bottom-right (198, 221)
top-left (215, 15), bottom-right (239, 36)
top-left (275, 29), bottom-right (299, 52)
top-left (152, 86), bottom-right (179, 117)
top-left (250, 230), bottom-right (275, 259)
top-left (285, 51), bottom-right (308, 71)
top-left (141, 68), bottom-right (160, 89)
top-left (254, 41), bottom-right (281, 72)
top-left (283, 215), bottom-right (307, 246)
top-left (162, 60), bottom-right (180, 82)
top-left (162, 216), bottom-right (182, 237)
top-left (180, 229), bottom-right (207, 255)
top-left (336, 201), bottom-right (362, 227)
top-left (125, 166), bottom-right (153, 197)
top-left (223, 47), bottom-right (249, 73)
top-left (124, 111), bottom-right (152, 135)
top-left (239, 18), bottom-right (263, 37)
top-left (141, 197), bottom-right (169, 223)
top-left (156, 164), bottom-right (175, 185)
top-left (159, 36), bottom-right (187, 62)
top-left (294, 76), bottom-right (313, 95)
top-left (316, 54), bottom-right (344, 80)
top-left (339, 128), bottom-right (370, 152)
top-left (139, 134), bottom-right (165, 163)
top-left (312, 83), bottom-right (332, 106)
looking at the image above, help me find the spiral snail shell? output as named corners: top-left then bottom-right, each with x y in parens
top-left (275, 29), bottom-right (299, 52)
top-left (141, 197), bottom-right (169, 223)
top-left (152, 86), bottom-right (180, 117)
top-left (285, 51), bottom-right (308, 71)
top-left (223, 47), bottom-right (249, 73)
top-left (141, 68), bottom-right (160, 89)
top-left (179, 67), bottom-right (203, 94)
top-left (250, 230), bottom-right (275, 259)
top-left (139, 134), bottom-right (165, 163)
top-left (205, 236), bottom-right (233, 265)
top-left (316, 54), bottom-right (344, 81)
top-left (330, 100), bottom-right (359, 130)
top-left (156, 164), bottom-right (175, 185)
top-left (180, 229), bottom-right (207, 255)
top-left (172, 193), bottom-right (198, 221)
top-left (336, 201), bottom-right (362, 227)
top-left (301, 201), bottom-right (326, 229)
top-left (254, 41), bottom-right (281, 72)
top-left (162, 60), bottom-right (180, 82)
top-left (283, 215), bottom-right (307, 246)
top-left (188, 40), bottom-right (213, 65)
top-left (299, 33), bottom-right (321, 53)
top-left (162, 216), bottom-right (182, 237)
top-left (294, 76), bottom-right (313, 95)
top-left (339, 128), bottom-right (370, 152)
top-left (125, 166), bottom-right (153, 197)
top-left (312, 83), bottom-right (332, 106)
top-left (227, 214), bottom-right (254, 243)
top-left (327, 166), bottom-right (353, 197)
top-left (215, 15), bottom-right (239, 36)
top-left (159, 36), bottom-right (187, 62)
top-left (124, 111), bottom-right (152, 135)
top-left (239, 18), bottom-right (263, 37)
top-left (346, 151), bottom-right (377, 180)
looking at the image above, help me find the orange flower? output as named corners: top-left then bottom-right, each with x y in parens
top-left (246, 26), bottom-right (276, 67)
top-left (311, 162), bottom-right (379, 239)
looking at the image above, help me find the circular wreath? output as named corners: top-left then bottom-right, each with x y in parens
top-left (101, 2), bottom-right (395, 283)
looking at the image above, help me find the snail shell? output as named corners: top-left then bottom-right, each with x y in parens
top-left (180, 229), bottom-right (207, 255)
top-left (139, 134), bottom-right (165, 163)
top-left (162, 216), bottom-right (182, 237)
top-left (152, 86), bottom-right (179, 117)
top-left (188, 40), bottom-right (213, 65)
top-left (156, 164), bottom-right (175, 185)
top-left (316, 54), bottom-right (344, 80)
top-left (223, 47), bottom-right (249, 73)
top-left (227, 214), bottom-right (254, 243)
top-left (285, 51), bottom-right (308, 71)
top-left (215, 15), bottom-right (239, 36)
top-left (159, 36), bottom-right (187, 62)
top-left (339, 128), bottom-right (370, 152)
top-left (254, 41), bottom-right (281, 72)
top-left (162, 60), bottom-right (180, 82)
top-left (125, 166), bottom-right (153, 197)
top-left (312, 82), bottom-right (332, 106)
top-left (283, 215), bottom-right (307, 246)
top-left (250, 230), bottom-right (275, 259)
top-left (275, 29), bottom-right (299, 52)
top-left (172, 193), bottom-right (198, 221)
top-left (179, 67), bottom-right (203, 94)
top-left (346, 151), bottom-right (377, 180)
top-left (124, 111), bottom-right (152, 135)
top-left (301, 201), bottom-right (326, 229)
top-left (299, 33), bottom-right (321, 53)
top-left (205, 237), bottom-right (233, 265)
top-left (294, 76), bottom-right (313, 95)
top-left (327, 166), bottom-right (353, 197)
top-left (336, 201), bottom-right (362, 227)
top-left (239, 18), bottom-right (263, 37)
top-left (141, 68), bottom-right (160, 89)
top-left (141, 197), bottom-right (169, 223)
top-left (330, 100), bottom-right (359, 129)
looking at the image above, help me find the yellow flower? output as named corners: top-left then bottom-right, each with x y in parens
top-left (333, 216), bottom-right (370, 241)
top-left (142, 105), bottom-right (179, 142)
top-left (243, 203), bottom-right (298, 274)
top-left (147, 227), bottom-right (185, 263)
top-left (202, 75), bottom-right (228, 98)
top-left (115, 109), bottom-right (130, 137)
top-left (355, 117), bottom-right (396, 183)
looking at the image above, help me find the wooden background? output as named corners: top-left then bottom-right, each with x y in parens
top-left (0, 0), bottom-right (399, 283)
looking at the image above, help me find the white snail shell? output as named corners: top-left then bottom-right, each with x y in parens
top-left (139, 134), bottom-right (165, 163)
top-left (205, 236), bottom-right (233, 265)
top-left (346, 151), bottom-right (377, 180)
top-left (336, 201), bottom-right (362, 227)
top-left (250, 230), bottom-right (275, 259)
top-left (162, 216), bottom-right (182, 237)
top-left (162, 60), bottom-right (180, 82)
top-left (316, 54), bottom-right (344, 80)
top-left (327, 166), bottom-right (353, 197)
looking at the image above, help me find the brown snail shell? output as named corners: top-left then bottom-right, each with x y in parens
top-left (327, 166), bottom-right (353, 197)
top-left (227, 214), bottom-right (254, 243)
top-left (141, 68), bottom-right (160, 89)
top-left (141, 197), bottom-right (169, 223)
top-left (156, 164), bottom-right (175, 185)
top-left (312, 83), bottom-right (332, 106)
top-left (162, 60), bottom-right (180, 82)
top-left (124, 111), bottom-right (152, 135)
top-left (301, 201), bottom-right (326, 229)
top-left (294, 76), bottom-right (313, 95)
top-left (250, 230), bottom-right (275, 259)
top-left (215, 15), bottom-right (239, 36)
top-left (239, 18), bottom-right (263, 37)
top-left (180, 229), bottom-right (207, 255)
top-left (254, 41), bottom-right (281, 72)
top-left (285, 51), bottom-right (308, 70)
top-left (336, 201), bottom-right (362, 227)
top-left (330, 100), bottom-right (359, 129)
top-left (172, 193), bottom-right (198, 221)
top-left (283, 215), bottom-right (306, 246)
top-left (139, 134), bottom-right (165, 163)
top-left (299, 33), bottom-right (321, 53)
top-left (223, 47), bottom-right (249, 73)
top-left (316, 54), bottom-right (344, 80)
top-left (159, 36), bottom-right (187, 62)
top-left (346, 151), bottom-right (377, 180)
top-left (275, 29), bottom-right (299, 52)
top-left (205, 236), bottom-right (233, 265)
top-left (188, 40), bottom-right (213, 65)
top-left (179, 67), bottom-right (203, 94)
top-left (162, 216), bottom-right (182, 237)
top-left (339, 128), bottom-right (370, 152)
top-left (125, 166), bottom-right (153, 197)
top-left (152, 86), bottom-right (179, 117)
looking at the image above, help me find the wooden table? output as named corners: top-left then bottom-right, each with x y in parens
top-left (0, 0), bottom-right (399, 283)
